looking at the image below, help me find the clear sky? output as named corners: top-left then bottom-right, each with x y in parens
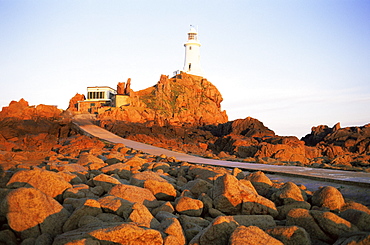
top-left (1, 0), bottom-right (369, 138)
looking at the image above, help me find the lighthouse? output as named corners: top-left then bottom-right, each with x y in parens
top-left (182, 26), bottom-right (203, 76)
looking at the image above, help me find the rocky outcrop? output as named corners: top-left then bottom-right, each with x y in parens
top-left (0, 99), bottom-right (62, 120)
top-left (207, 117), bottom-right (275, 138)
top-left (98, 73), bottom-right (228, 127)
top-left (67, 93), bottom-right (85, 111)
top-left (1, 132), bottom-right (369, 245)
top-left (117, 78), bottom-right (132, 95)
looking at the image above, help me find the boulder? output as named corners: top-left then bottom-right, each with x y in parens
top-left (276, 201), bottom-right (311, 220)
top-left (144, 178), bottom-right (177, 201)
top-left (179, 215), bottom-right (211, 242)
top-left (196, 216), bottom-right (239, 245)
top-left (310, 210), bottom-right (359, 239)
top-left (0, 229), bottom-right (18, 245)
top-left (54, 223), bottom-right (163, 245)
top-left (181, 178), bottom-right (213, 198)
top-left (265, 226), bottom-right (311, 245)
top-left (175, 196), bottom-right (204, 217)
top-left (340, 209), bottom-right (370, 231)
top-left (229, 226), bottom-right (283, 245)
top-left (88, 222), bottom-right (163, 245)
top-left (55, 164), bottom-right (89, 175)
top-left (100, 162), bottom-right (131, 180)
top-left (3, 187), bottom-right (70, 239)
top-left (151, 201), bottom-right (175, 217)
top-left (124, 156), bottom-right (148, 168)
top-left (78, 215), bottom-right (103, 228)
top-left (271, 182), bottom-right (306, 206)
top-left (109, 184), bottom-right (158, 208)
top-left (6, 169), bottom-right (72, 200)
top-left (341, 201), bottom-right (370, 215)
top-left (97, 213), bottom-right (124, 224)
top-left (244, 171), bottom-right (273, 196)
top-left (62, 199), bottom-right (102, 232)
top-left (241, 191), bottom-right (278, 217)
top-left (35, 233), bottom-right (53, 245)
top-left (58, 171), bottom-right (83, 185)
top-left (212, 174), bottom-right (278, 217)
top-left (76, 153), bottom-right (107, 170)
top-left (333, 232), bottom-right (370, 245)
top-left (92, 173), bottom-right (121, 192)
top-left (155, 211), bottom-right (178, 222)
top-left (97, 195), bottom-right (133, 219)
top-left (286, 208), bottom-right (332, 243)
top-left (128, 203), bottom-right (160, 229)
top-left (158, 217), bottom-right (186, 245)
top-left (212, 174), bottom-right (245, 214)
top-left (232, 215), bottom-right (276, 229)
top-left (312, 186), bottom-right (345, 211)
top-left (188, 165), bottom-right (229, 183)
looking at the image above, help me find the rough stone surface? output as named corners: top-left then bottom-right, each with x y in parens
top-left (175, 196), bottom-right (204, 217)
top-left (128, 203), bottom-right (160, 229)
top-left (158, 217), bottom-right (186, 245)
top-left (312, 186), bottom-right (345, 211)
top-left (229, 226), bottom-right (283, 245)
top-left (271, 181), bottom-right (306, 205)
top-left (97, 195), bottom-right (133, 219)
top-left (88, 222), bottom-right (163, 245)
top-left (198, 216), bottom-right (239, 245)
top-left (109, 184), bottom-right (158, 208)
top-left (92, 173), bottom-right (121, 192)
top-left (340, 209), bottom-right (370, 231)
top-left (98, 73), bottom-right (228, 127)
top-left (265, 226), bottom-right (311, 245)
top-left (286, 208), bottom-right (332, 243)
top-left (3, 187), bottom-right (70, 239)
top-left (144, 178), bottom-right (177, 201)
top-left (310, 210), bottom-right (359, 239)
top-left (6, 169), bottom-right (72, 200)
top-left (62, 199), bottom-right (102, 232)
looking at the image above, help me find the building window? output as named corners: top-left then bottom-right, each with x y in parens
top-left (88, 91), bottom-right (105, 99)
top-left (189, 46), bottom-right (192, 50)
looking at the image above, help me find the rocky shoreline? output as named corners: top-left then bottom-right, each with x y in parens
top-left (1, 133), bottom-right (370, 244)
top-left (0, 99), bottom-right (369, 244)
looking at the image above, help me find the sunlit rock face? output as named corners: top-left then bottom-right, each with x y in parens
top-left (0, 98), bottom-right (62, 120)
top-left (98, 73), bottom-right (228, 127)
top-left (67, 93), bottom-right (85, 112)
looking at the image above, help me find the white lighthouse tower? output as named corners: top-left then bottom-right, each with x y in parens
top-left (182, 26), bottom-right (203, 76)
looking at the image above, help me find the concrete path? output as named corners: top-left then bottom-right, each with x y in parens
top-left (73, 115), bottom-right (370, 187)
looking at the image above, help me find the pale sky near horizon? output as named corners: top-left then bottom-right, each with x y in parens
top-left (1, 1), bottom-right (369, 138)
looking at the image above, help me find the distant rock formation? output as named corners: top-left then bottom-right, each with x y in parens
top-left (117, 78), bottom-right (132, 95)
top-left (67, 93), bottom-right (86, 112)
top-left (0, 98), bottom-right (62, 119)
top-left (205, 117), bottom-right (275, 138)
top-left (98, 73), bottom-right (228, 127)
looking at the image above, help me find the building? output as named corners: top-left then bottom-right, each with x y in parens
top-left (182, 26), bottom-right (203, 76)
top-left (78, 86), bottom-right (117, 113)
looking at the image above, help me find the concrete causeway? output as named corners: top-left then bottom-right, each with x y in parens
top-left (73, 115), bottom-right (370, 187)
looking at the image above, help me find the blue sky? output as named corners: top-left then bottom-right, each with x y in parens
top-left (1, 1), bottom-right (369, 138)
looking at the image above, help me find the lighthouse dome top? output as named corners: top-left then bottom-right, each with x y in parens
top-left (188, 26), bottom-right (198, 34)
